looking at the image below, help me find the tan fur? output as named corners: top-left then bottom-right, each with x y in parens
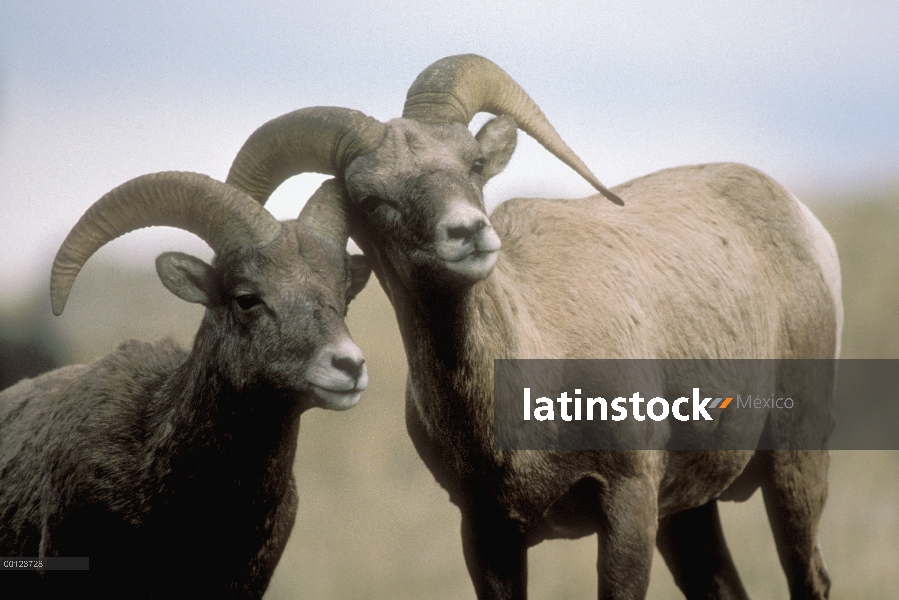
top-left (384, 163), bottom-right (838, 599)
top-left (223, 79), bottom-right (839, 597)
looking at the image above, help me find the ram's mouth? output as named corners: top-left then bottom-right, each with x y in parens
top-left (308, 367), bottom-right (369, 411)
top-left (435, 227), bottom-right (502, 281)
top-left (439, 247), bottom-right (500, 280)
top-left (311, 386), bottom-right (365, 411)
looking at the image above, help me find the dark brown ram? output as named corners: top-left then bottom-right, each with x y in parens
top-left (0, 172), bottom-right (370, 599)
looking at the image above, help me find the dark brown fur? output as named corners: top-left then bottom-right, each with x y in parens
top-left (0, 220), bottom-right (370, 599)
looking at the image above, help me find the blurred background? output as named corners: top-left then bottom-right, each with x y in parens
top-left (1, 2), bottom-right (897, 597)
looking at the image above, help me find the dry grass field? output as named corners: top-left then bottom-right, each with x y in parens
top-left (2, 188), bottom-right (897, 598)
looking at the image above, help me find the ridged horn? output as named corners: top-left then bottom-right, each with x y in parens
top-left (403, 54), bottom-right (623, 205)
top-left (51, 171), bottom-right (281, 316)
top-left (226, 107), bottom-right (386, 205)
top-left (298, 178), bottom-right (349, 248)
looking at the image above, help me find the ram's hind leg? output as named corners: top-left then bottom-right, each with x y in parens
top-left (761, 449), bottom-right (831, 599)
top-left (656, 500), bottom-right (749, 600)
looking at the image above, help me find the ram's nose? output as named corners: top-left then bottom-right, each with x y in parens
top-left (307, 336), bottom-right (368, 410)
top-left (434, 204), bottom-right (502, 280)
top-left (329, 341), bottom-right (368, 389)
top-left (446, 216), bottom-right (486, 243)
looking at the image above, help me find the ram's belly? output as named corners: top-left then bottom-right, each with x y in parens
top-left (656, 449), bottom-right (755, 516)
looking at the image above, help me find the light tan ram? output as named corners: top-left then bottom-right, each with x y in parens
top-left (225, 54), bottom-right (842, 600)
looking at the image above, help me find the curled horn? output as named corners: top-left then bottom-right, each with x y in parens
top-left (51, 171), bottom-right (281, 315)
top-left (297, 178), bottom-right (350, 248)
top-left (226, 107), bottom-right (386, 206)
top-left (403, 54), bottom-right (623, 205)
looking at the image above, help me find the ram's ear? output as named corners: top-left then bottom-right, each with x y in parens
top-left (156, 252), bottom-right (216, 306)
top-left (475, 114), bottom-right (518, 181)
top-left (345, 253), bottom-right (372, 305)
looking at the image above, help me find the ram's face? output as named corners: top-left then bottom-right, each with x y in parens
top-left (344, 116), bottom-right (516, 290)
top-left (234, 229), bottom-right (369, 411)
top-left (161, 225), bottom-right (370, 412)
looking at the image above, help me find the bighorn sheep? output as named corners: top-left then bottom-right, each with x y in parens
top-left (225, 55), bottom-right (841, 599)
top-left (0, 172), bottom-right (370, 599)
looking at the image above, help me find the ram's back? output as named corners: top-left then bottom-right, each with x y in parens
top-left (488, 162), bottom-right (840, 360)
top-left (0, 338), bottom-right (187, 554)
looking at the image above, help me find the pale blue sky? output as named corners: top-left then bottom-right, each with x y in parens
top-left (1, 1), bottom-right (897, 296)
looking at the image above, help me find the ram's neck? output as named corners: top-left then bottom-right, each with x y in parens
top-left (376, 256), bottom-right (530, 495)
top-left (386, 266), bottom-right (511, 379)
top-left (141, 332), bottom-right (301, 514)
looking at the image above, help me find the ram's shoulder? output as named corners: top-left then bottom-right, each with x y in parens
top-left (0, 339), bottom-right (186, 418)
top-left (97, 338), bottom-right (187, 378)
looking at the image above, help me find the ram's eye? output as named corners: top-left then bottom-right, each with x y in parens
top-left (471, 157), bottom-right (486, 175)
top-left (358, 195), bottom-right (383, 213)
top-left (234, 294), bottom-right (263, 311)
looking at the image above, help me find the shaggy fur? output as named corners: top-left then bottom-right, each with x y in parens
top-left (221, 55), bottom-right (841, 596)
top-left (349, 151), bottom-right (840, 600)
top-left (0, 213), bottom-right (370, 599)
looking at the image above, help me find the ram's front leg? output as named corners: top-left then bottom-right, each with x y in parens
top-left (596, 477), bottom-right (658, 600)
top-left (461, 510), bottom-right (528, 600)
